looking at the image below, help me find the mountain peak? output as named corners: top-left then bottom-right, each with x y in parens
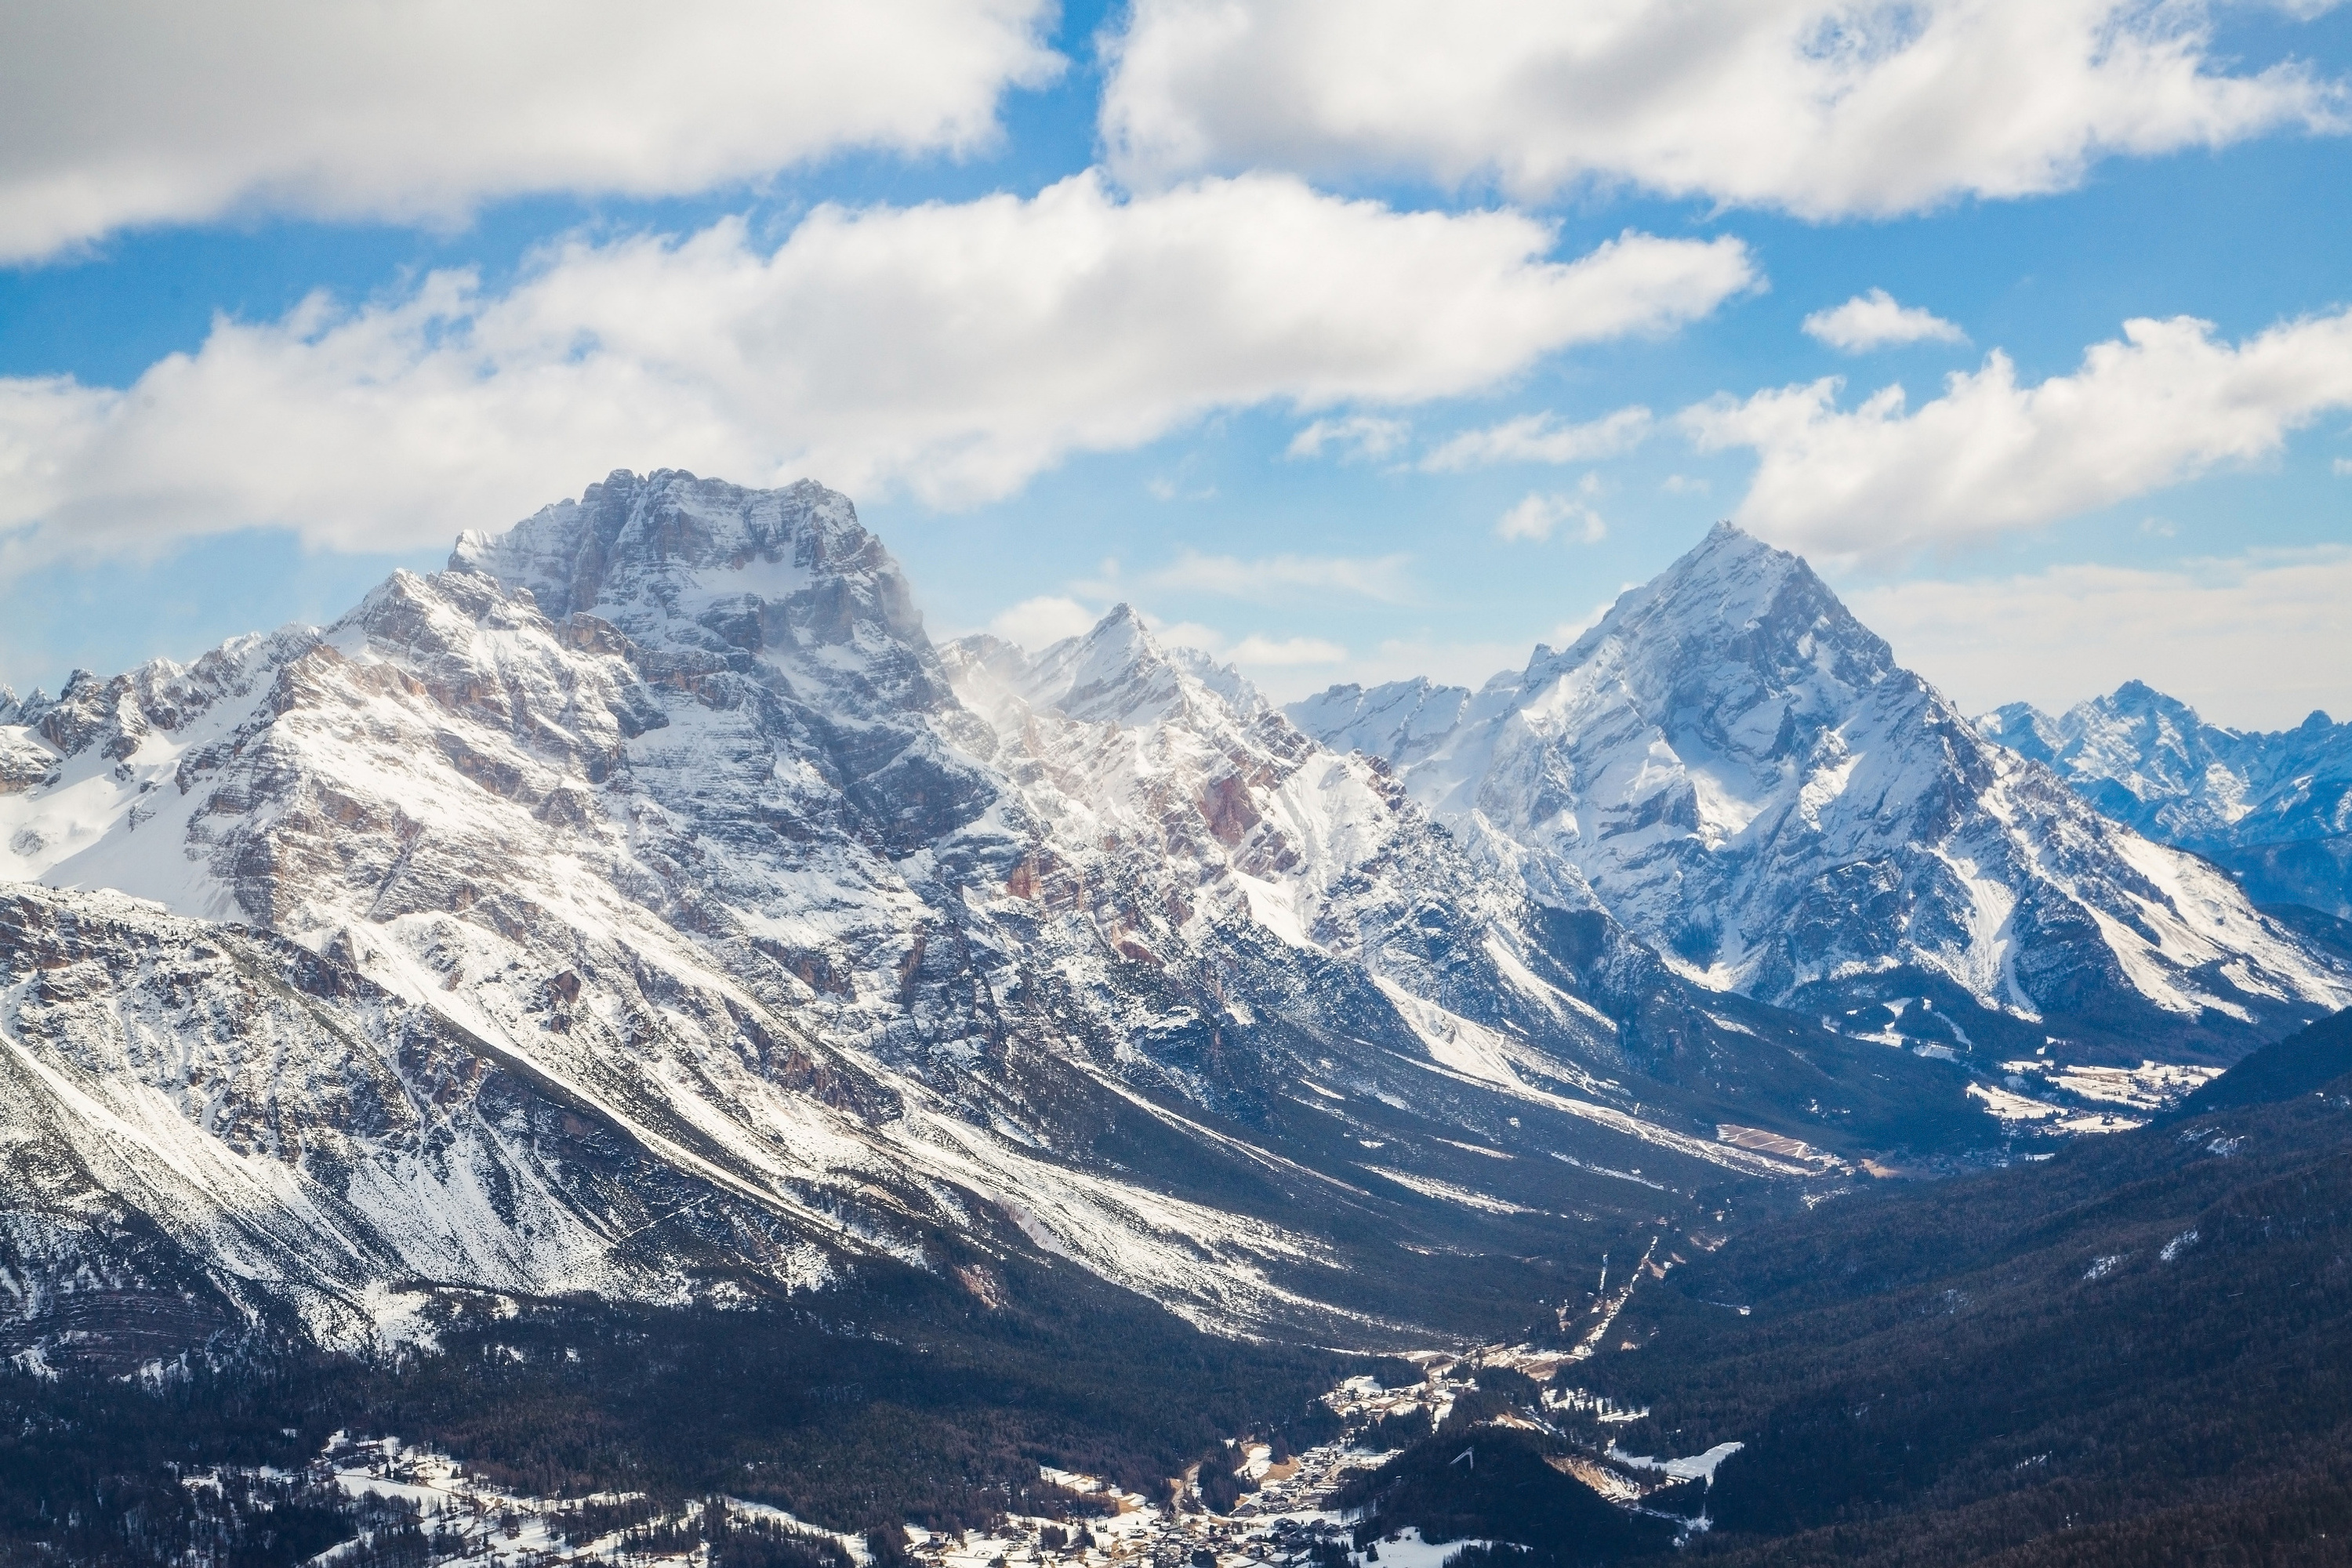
top-left (1018, 603), bottom-right (1190, 725)
top-left (1292, 520), bottom-right (2348, 1039)
top-left (1984, 677), bottom-right (2352, 915)
top-left (452, 469), bottom-right (878, 623)
top-left (949, 602), bottom-right (1271, 735)
top-left (2103, 679), bottom-right (2201, 724)
top-left (1552, 514), bottom-right (1892, 700)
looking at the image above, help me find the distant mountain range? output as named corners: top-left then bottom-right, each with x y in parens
top-left (1980, 682), bottom-right (2352, 921)
top-left (1289, 523), bottom-right (2347, 1061)
top-left (1, 476), bottom-right (2345, 1372)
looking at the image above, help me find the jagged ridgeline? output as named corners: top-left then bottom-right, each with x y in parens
top-left (0, 471), bottom-right (2347, 1564)
top-left (1980, 681), bottom-right (2352, 924)
top-left (1287, 522), bottom-right (2348, 1062)
top-left (2, 469), bottom-right (2046, 1371)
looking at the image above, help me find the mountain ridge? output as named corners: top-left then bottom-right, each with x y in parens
top-left (1288, 524), bottom-right (2350, 1062)
top-left (1, 478), bottom-right (2335, 1373)
top-left (2, 472), bottom-right (1989, 1375)
top-left (1981, 680), bottom-right (2352, 920)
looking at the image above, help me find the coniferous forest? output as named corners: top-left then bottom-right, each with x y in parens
top-left (9, 1014), bottom-right (2352, 1566)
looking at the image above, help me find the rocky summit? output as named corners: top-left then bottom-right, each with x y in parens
top-left (1, 474), bottom-right (2344, 1375)
top-left (1982, 681), bottom-right (2352, 922)
top-left (1290, 522), bottom-right (2349, 1062)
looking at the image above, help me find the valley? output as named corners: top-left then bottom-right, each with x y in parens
top-left (1, 473), bottom-right (2347, 1567)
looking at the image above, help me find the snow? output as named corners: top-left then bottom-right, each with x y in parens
top-left (1290, 523), bottom-right (2350, 1036)
top-left (2047, 1060), bottom-right (2222, 1111)
top-left (1605, 1441), bottom-right (1744, 1484)
top-left (1968, 1083), bottom-right (2063, 1121)
top-left (1375, 979), bottom-right (1526, 1091)
top-left (1984, 684), bottom-right (2352, 893)
top-left (1359, 1166), bottom-right (1535, 1215)
top-left (11, 477), bottom-right (2333, 1364)
top-left (1348, 1526), bottom-right (1489, 1568)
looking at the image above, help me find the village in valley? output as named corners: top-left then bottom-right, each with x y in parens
top-left (286, 1334), bottom-right (1723, 1568)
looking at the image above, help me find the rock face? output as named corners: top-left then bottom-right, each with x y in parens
top-left (7, 473), bottom-right (1983, 1370)
top-left (0, 881), bottom-right (835, 1372)
top-left (11, 478), bottom-right (2336, 1367)
top-left (1290, 524), bottom-right (2349, 1060)
top-left (1981, 683), bottom-right (2352, 920)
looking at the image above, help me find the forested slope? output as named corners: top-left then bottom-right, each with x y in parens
top-left (1561, 1011), bottom-right (2352, 1566)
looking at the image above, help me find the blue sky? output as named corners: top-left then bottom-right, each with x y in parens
top-left (3, 0), bottom-right (2350, 728)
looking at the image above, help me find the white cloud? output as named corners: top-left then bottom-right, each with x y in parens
top-left (1295, 635), bottom-right (1537, 702)
top-left (1420, 405), bottom-right (1653, 470)
top-left (1148, 549), bottom-right (1415, 602)
top-left (1496, 490), bottom-right (1606, 544)
top-left (1148, 475), bottom-right (1221, 501)
top-left (989, 594), bottom-right (1104, 648)
top-left (2335, 456), bottom-right (2352, 475)
top-left (1802, 289), bottom-right (1969, 352)
top-left (1661, 474), bottom-right (1710, 495)
top-left (1228, 633), bottom-right (1350, 664)
top-left (1148, 619), bottom-right (1229, 655)
top-left (1682, 310), bottom-right (2352, 559)
top-left (1287, 414), bottom-right (1412, 461)
top-left (0, 174), bottom-right (1755, 571)
top-left (1101, 0), bottom-right (2342, 218)
top-left (1847, 547), bottom-right (2352, 731)
top-left (1148, 619), bottom-right (1348, 681)
top-left (0, 0), bottom-right (1062, 261)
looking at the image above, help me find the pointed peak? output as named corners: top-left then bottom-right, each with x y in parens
top-left (1597, 520), bottom-right (1812, 631)
top-left (1013, 604), bottom-right (1272, 728)
top-left (1681, 518), bottom-right (1787, 568)
top-left (1684, 519), bottom-right (1780, 562)
top-left (1548, 519), bottom-right (1892, 695)
top-left (2099, 680), bottom-right (2203, 727)
top-left (1058, 602), bottom-right (1168, 662)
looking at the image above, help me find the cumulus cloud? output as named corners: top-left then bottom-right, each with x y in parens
top-left (1802, 289), bottom-right (1969, 352)
top-left (1019, 609), bottom-right (1348, 680)
top-left (989, 594), bottom-right (1105, 648)
top-left (1421, 405), bottom-right (1653, 470)
top-left (1496, 488), bottom-right (1606, 544)
top-left (1148, 549), bottom-right (1415, 602)
top-left (1849, 547), bottom-right (2352, 731)
top-left (1287, 414), bottom-right (1411, 461)
top-left (1683, 310), bottom-right (2352, 558)
top-left (1101, 0), bottom-right (2342, 218)
top-left (0, 174), bottom-right (1756, 571)
top-left (0, 0), bottom-right (1062, 260)
top-left (1227, 633), bottom-right (1349, 664)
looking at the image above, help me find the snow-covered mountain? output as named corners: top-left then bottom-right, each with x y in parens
top-left (1290, 524), bottom-right (2350, 1060)
top-left (1981, 683), bottom-right (2352, 920)
top-left (6, 473), bottom-right (1982, 1373)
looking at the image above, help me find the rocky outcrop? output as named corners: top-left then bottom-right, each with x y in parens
top-left (1291, 524), bottom-right (2350, 1060)
top-left (1983, 682), bottom-right (2352, 920)
top-left (10, 474), bottom-right (1977, 1367)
